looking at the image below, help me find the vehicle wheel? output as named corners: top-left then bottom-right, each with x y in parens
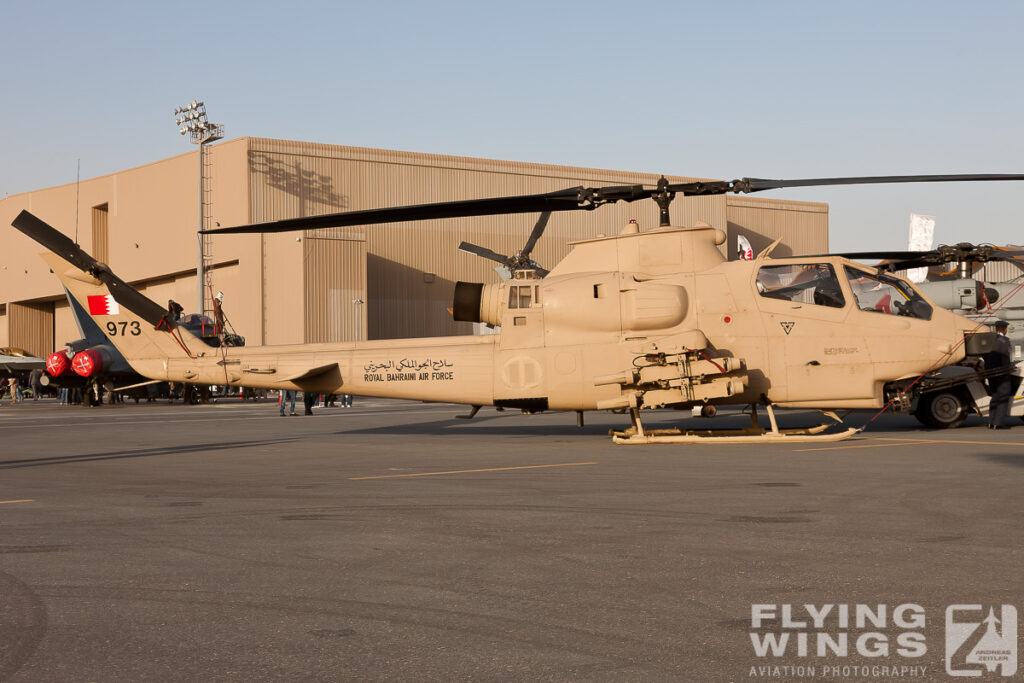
top-left (914, 391), bottom-right (967, 429)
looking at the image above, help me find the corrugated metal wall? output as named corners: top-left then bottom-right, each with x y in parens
top-left (304, 233), bottom-right (367, 343)
top-left (726, 196), bottom-right (829, 258)
top-left (0, 305), bottom-right (8, 348)
top-left (245, 138), bottom-right (807, 340)
top-left (8, 301), bottom-right (54, 357)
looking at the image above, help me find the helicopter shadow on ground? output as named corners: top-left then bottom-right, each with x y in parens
top-left (844, 411), bottom-right (996, 434)
top-left (335, 407), bottom-right (1001, 439)
top-left (333, 408), bottom-right (852, 438)
top-left (978, 452), bottom-right (1024, 468)
top-left (335, 413), bottom-right (615, 438)
top-left (0, 437), bottom-right (299, 470)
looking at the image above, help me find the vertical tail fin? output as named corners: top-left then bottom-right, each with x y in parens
top-left (41, 253), bottom-right (200, 365)
top-left (10, 210), bottom-right (205, 371)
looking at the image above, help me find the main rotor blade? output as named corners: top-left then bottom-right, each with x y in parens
top-left (834, 251), bottom-right (931, 261)
top-left (669, 173), bottom-right (1024, 196)
top-left (520, 211), bottom-right (551, 260)
top-left (833, 248), bottom-right (1024, 264)
top-left (207, 188), bottom-right (592, 235)
top-left (874, 251), bottom-right (1024, 274)
top-left (12, 210), bottom-right (170, 327)
top-left (204, 173), bottom-right (1024, 235)
top-left (458, 241), bottom-right (509, 265)
top-left (875, 259), bottom-right (935, 272)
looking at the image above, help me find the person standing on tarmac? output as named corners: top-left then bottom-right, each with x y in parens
top-left (303, 391), bottom-right (316, 416)
top-left (985, 320), bottom-right (1016, 429)
top-left (279, 390), bottom-right (297, 416)
top-left (29, 367), bottom-right (42, 400)
top-left (9, 376), bottom-right (24, 403)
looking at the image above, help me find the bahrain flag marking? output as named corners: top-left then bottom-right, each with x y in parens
top-left (87, 294), bottom-right (121, 315)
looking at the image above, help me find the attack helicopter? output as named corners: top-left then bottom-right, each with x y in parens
top-left (12, 172), bottom-right (1024, 444)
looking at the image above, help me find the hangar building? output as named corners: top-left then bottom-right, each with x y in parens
top-left (0, 138), bottom-right (828, 357)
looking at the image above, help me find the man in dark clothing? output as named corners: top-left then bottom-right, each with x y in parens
top-left (28, 368), bottom-right (43, 400)
top-left (303, 391), bottom-right (316, 416)
top-left (985, 320), bottom-right (1015, 429)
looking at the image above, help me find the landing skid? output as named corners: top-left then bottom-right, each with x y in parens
top-left (610, 404), bottom-right (861, 445)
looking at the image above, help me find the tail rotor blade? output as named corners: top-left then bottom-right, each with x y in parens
top-left (458, 241), bottom-right (510, 265)
top-left (12, 210), bottom-right (100, 274)
top-left (520, 212), bottom-right (551, 260)
top-left (459, 211), bottom-right (551, 276)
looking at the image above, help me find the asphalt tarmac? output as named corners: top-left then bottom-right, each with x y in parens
top-left (0, 398), bottom-right (1022, 682)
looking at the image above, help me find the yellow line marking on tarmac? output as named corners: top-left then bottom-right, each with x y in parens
top-left (349, 462), bottom-right (597, 480)
top-left (0, 408), bottom-right (445, 429)
top-left (873, 437), bottom-right (1024, 447)
top-left (0, 499), bottom-right (33, 505)
top-left (795, 441), bottom-right (931, 453)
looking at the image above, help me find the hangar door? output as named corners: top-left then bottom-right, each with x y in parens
top-left (9, 301), bottom-right (54, 357)
top-left (304, 231), bottom-right (367, 343)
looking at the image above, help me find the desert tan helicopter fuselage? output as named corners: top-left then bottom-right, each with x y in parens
top-left (13, 173), bottom-right (1019, 444)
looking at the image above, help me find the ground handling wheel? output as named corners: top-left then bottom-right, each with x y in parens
top-left (914, 390), bottom-right (967, 429)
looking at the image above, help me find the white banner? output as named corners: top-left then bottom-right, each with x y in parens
top-left (907, 213), bottom-right (935, 283)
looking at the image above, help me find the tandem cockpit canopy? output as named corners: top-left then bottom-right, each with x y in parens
top-left (755, 263), bottom-right (933, 319)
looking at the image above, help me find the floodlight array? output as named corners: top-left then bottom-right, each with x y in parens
top-left (172, 100), bottom-right (223, 143)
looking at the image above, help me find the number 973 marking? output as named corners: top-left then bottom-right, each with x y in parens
top-left (106, 321), bottom-right (142, 336)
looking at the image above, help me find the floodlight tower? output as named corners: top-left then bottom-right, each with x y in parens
top-left (173, 100), bottom-right (224, 316)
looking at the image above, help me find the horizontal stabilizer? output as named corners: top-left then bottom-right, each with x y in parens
top-left (113, 379), bottom-right (164, 392)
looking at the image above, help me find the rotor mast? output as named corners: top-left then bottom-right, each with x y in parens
top-left (652, 177), bottom-right (676, 227)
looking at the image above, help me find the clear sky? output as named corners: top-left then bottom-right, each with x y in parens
top-left (3, 0), bottom-right (1021, 253)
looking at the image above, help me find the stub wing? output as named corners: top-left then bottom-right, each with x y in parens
top-left (0, 355), bottom-right (46, 373)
